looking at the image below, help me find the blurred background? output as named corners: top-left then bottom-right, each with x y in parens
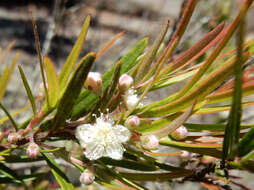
top-left (0, 0), bottom-right (254, 189)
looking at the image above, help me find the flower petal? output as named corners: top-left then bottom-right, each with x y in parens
top-left (105, 142), bottom-right (124, 160)
top-left (85, 142), bottom-right (104, 160)
top-left (113, 125), bottom-right (131, 143)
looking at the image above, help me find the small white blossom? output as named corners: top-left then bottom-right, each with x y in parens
top-left (75, 115), bottom-right (131, 160)
top-left (123, 88), bottom-right (142, 110)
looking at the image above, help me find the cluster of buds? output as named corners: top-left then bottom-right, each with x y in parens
top-left (118, 74), bottom-right (142, 110)
top-left (84, 72), bottom-right (102, 96)
top-left (80, 168), bottom-right (95, 185)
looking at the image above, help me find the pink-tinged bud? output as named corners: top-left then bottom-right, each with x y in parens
top-left (26, 143), bottom-right (40, 158)
top-left (170, 126), bottom-right (188, 140)
top-left (125, 115), bottom-right (140, 128)
top-left (80, 169), bottom-right (95, 185)
top-left (141, 135), bottom-right (159, 150)
top-left (7, 132), bottom-right (20, 144)
top-left (118, 74), bottom-right (133, 92)
top-left (84, 72), bottom-right (102, 96)
top-left (179, 151), bottom-right (190, 161)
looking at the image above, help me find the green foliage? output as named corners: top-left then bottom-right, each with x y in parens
top-left (1, 1), bottom-right (254, 189)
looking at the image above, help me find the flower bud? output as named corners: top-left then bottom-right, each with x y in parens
top-left (26, 142), bottom-right (40, 158)
top-left (84, 72), bottom-right (102, 96)
top-left (7, 132), bottom-right (20, 144)
top-left (118, 74), bottom-right (133, 92)
top-left (170, 126), bottom-right (188, 140)
top-left (179, 151), bottom-right (190, 161)
top-left (125, 115), bottom-right (140, 128)
top-left (80, 169), bottom-right (95, 185)
top-left (140, 135), bottom-right (159, 150)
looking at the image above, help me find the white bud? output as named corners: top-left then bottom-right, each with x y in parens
top-left (118, 74), bottom-right (133, 92)
top-left (179, 151), bottom-right (190, 161)
top-left (7, 132), bottom-right (20, 144)
top-left (84, 72), bottom-right (102, 96)
top-left (80, 169), bottom-right (95, 185)
top-left (170, 126), bottom-right (188, 140)
top-left (26, 142), bottom-right (40, 158)
top-left (125, 115), bottom-right (140, 128)
top-left (141, 135), bottom-right (159, 150)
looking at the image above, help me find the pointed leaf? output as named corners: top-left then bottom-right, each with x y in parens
top-left (0, 163), bottom-right (23, 184)
top-left (141, 103), bottom-right (194, 138)
top-left (18, 64), bottom-right (37, 116)
top-left (160, 22), bottom-right (225, 76)
top-left (0, 103), bottom-right (30, 125)
top-left (223, 15), bottom-right (245, 162)
top-left (59, 16), bottom-right (90, 89)
top-left (44, 57), bottom-right (60, 108)
top-left (42, 153), bottom-right (75, 190)
top-left (119, 170), bottom-right (193, 181)
top-left (135, 20), bottom-right (170, 83)
top-left (175, 1), bottom-right (253, 98)
top-left (0, 102), bottom-right (18, 130)
top-left (139, 53), bottom-right (249, 117)
top-left (96, 32), bottom-right (124, 59)
top-left (160, 137), bottom-right (222, 158)
top-left (52, 53), bottom-right (95, 130)
top-left (31, 12), bottom-right (49, 106)
top-left (0, 53), bottom-right (18, 100)
top-left (238, 127), bottom-right (254, 157)
top-left (0, 41), bottom-right (15, 65)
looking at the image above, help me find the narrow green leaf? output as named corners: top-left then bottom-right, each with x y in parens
top-left (184, 123), bottom-right (252, 132)
top-left (42, 153), bottom-right (75, 190)
top-left (44, 57), bottom-right (60, 108)
top-left (100, 157), bottom-right (157, 171)
top-left (206, 81), bottom-right (254, 104)
top-left (0, 41), bottom-right (15, 65)
top-left (119, 170), bottom-right (193, 181)
top-left (0, 163), bottom-right (23, 184)
top-left (135, 20), bottom-right (170, 83)
top-left (71, 38), bottom-right (148, 120)
top-left (31, 12), bottom-right (49, 106)
top-left (159, 22), bottom-right (225, 77)
top-left (138, 53), bottom-right (249, 117)
top-left (159, 137), bottom-right (222, 158)
top-left (222, 14), bottom-right (245, 163)
top-left (59, 16), bottom-right (90, 89)
top-left (52, 53), bottom-right (95, 130)
top-left (0, 52), bottom-right (19, 100)
top-left (151, 69), bottom-right (197, 91)
top-left (142, 103), bottom-right (194, 138)
top-left (238, 127), bottom-right (254, 157)
top-left (196, 101), bottom-right (254, 114)
top-left (175, 1), bottom-right (253, 99)
top-left (0, 103), bottom-right (30, 125)
top-left (18, 64), bottom-right (37, 116)
top-left (0, 102), bottom-right (18, 131)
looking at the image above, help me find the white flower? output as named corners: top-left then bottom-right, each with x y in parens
top-left (75, 115), bottom-right (131, 160)
top-left (123, 88), bottom-right (142, 110)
